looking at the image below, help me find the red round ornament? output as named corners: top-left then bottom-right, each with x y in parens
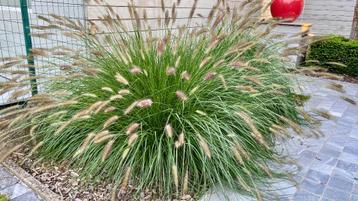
top-left (270, 0), bottom-right (304, 22)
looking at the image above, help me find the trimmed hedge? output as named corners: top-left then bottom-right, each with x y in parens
top-left (306, 36), bottom-right (358, 76)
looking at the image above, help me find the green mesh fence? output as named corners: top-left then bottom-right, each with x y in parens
top-left (0, 0), bottom-right (87, 106)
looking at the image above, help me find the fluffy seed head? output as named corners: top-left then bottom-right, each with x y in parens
top-left (181, 71), bottom-right (190, 81)
top-left (102, 140), bottom-right (115, 161)
top-left (109, 94), bottom-right (123, 101)
top-left (122, 166), bottom-right (131, 188)
top-left (175, 132), bottom-right (185, 148)
top-left (115, 73), bottom-right (129, 85)
top-left (183, 170), bottom-right (189, 194)
top-left (197, 134), bottom-right (211, 159)
top-left (74, 132), bottom-right (96, 158)
top-left (166, 67), bottom-right (176, 76)
top-left (130, 66), bottom-right (142, 75)
top-left (172, 164), bottom-right (179, 188)
top-left (165, 123), bottom-right (173, 138)
top-left (124, 101), bottom-right (138, 115)
top-left (102, 87), bottom-right (114, 93)
top-left (118, 89), bottom-right (130, 96)
top-left (103, 115), bottom-right (119, 129)
top-left (122, 148), bottom-right (130, 159)
top-left (126, 123), bottom-right (140, 135)
top-left (176, 90), bottom-right (188, 102)
top-left (204, 71), bottom-right (217, 81)
top-left (199, 57), bottom-right (211, 68)
top-left (195, 110), bottom-right (207, 116)
top-left (136, 99), bottom-right (153, 108)
top-left (128, 133), bottom-right (138, 146)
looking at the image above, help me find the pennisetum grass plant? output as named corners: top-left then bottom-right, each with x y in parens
top-left (0, 0), bottom-right (320, 200)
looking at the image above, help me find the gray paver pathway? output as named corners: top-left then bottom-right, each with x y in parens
top-left (203, 76), bottom-right (358, 201)
top-left (0, 166), bottom-right (39, 201)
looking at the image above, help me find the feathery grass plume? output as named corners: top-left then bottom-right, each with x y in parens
top-left (341, 96), bottom-right (357, 105)
top-left (195, 110), bottom-right (207, 116)
top-left (236, 85), bottom-right (258, 93)
top-left (122, 166), bottom-right (131, 188)
top-left (181, 71), bottom-right (190, 81)
top-left (109, 94), bottom-right (123, 101)
top-left (103, 116), bottom-right (119, 129)
top-left (128, 133), bottom-right (138, 146)
top-left (104, 106), bottom-right (116, 113)
top-left (199, 56), bottom-right (211, 68)
top-left (235, 111), bottom-right (267, 147)
top-left (328, 82), bottom-right (345, 93)
top-left (245, 76), bottom-right (262, 86)
top-left (279, 116), bottom-right (303, 134)
top-left (102, 87), bottom-right (114, 93)
top-left (313, 109), bottom-right (334, 119)
top-left (172, 164), bottom-right (179, 189)
top-left (124, 101), bottom-right (138, 115)
top-left (126, 123), bottom-right (140, 135)
top-left (118, 89), bottom-right (130, 96)
top-left (94, 134), bottom-right (113, 144)
top-left (175, 132), bottom-right (185, 148)
top-left (204, 71), bottom-right (217, 81)
top-left (176, 90), bottom-right (188, 102)
top-left (27, 141), bottom-right (44, 157)
top-left (115, 73), bottom-right (129, 85)
top-left (130, 66), bottom-right (142, 75)
top-left (0, 1), bottom-right (315, 199)
top-left (165, 123), bottom-right (173, 138)
top-left (74, 132), bottom-right (96, 158)
top-left (232, 146), bottom-right (244, 165)
top-left (136, 99), bottom-right (153, 108)
top-left (197, 134), bottom-right (211, 159)
top-left (166, 66), bottom-right (176, 76)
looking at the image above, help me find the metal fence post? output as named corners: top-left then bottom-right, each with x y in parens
top-left (20, 0), bottom-right (38, 95)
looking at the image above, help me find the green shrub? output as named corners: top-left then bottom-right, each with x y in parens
top-left (306, 36), bottom-right (358, 76)
top-left (0, 194), bottom-right (10, 201)
top-left (0, 1), bottom-right (311, 200)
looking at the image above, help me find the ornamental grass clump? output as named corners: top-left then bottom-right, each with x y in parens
top-left (0, 0), bottom-right (314, 200)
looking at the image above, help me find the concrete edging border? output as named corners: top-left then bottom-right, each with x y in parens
top-left (2, 160), bottom-right (62, 201)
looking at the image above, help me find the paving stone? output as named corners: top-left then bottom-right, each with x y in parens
top-left (323, 187), bottom-right (351, 201)
top-left (305, 169), bottom-right (330, 185)
top-left (336, 160), bottom-right (358, 173)
top-left (297, 150), bottom-right (316, 166)
top-left (353, 184), bottom-right (358, 195)
top-left (339, 153), bottom-right (358, 165)
top-left (351, 195), bottom-right (358, 201)
top-left (328, 175), bottom-right (354, 192)
top-left (310, 157), bottom-right (336, 175)
top-left (11, 183), bottom-right (32, 199)
top-left (329, 101), bottom-right (349, 118)
top-left (12, 192), bottom-right (39, 201)
top-left (345, 138), bottom-right (358, 147)
top-left (0, 176), bottom-right (18, 190)
top-left (293, 189), bottom-right (320, 201)
top-left (332, 168), bottom-right (357, 181)
top-left (300, 178), bottom-right (325, 195)
top-left (0, 183), bottom-right (32, 199)
top-left (327, 136), bottom-right (349, 149)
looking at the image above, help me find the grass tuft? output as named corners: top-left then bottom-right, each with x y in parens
top-left (0, 0), bottom-right (314, 199)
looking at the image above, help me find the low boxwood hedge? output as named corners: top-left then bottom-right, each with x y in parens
top-left (306, 36), bottom-right (358, 76)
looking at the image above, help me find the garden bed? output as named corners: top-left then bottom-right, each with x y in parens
top-left (6, 148), bottom-right (193, 201)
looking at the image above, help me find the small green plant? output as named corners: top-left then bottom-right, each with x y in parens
top-left (0, 0), bottom-right (313, 200)
top-left (0, 194), bottom-right (10, 201)
top-left (306, 36), bottom-right (358, 76)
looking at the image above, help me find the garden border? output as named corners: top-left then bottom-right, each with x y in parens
top-left (2, 160), bottom-right (62, 201)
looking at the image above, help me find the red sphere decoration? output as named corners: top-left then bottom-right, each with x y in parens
top-left (270, 0), bottom-right (304, 22)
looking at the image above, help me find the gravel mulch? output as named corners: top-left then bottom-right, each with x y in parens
top-left (9, 150), bottom-right (193, 201)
